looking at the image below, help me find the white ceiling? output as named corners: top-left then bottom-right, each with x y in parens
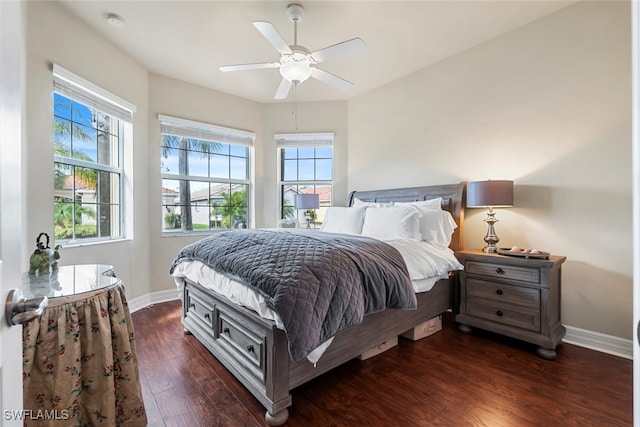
top-left (58, 1), bottom-right (575, 104)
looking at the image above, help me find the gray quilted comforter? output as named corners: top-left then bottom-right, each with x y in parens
top-left (170, 229), bottom-right (417, 362)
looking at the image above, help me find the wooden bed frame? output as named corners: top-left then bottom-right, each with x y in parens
top-left (180, 182), bottom-right (466, 425)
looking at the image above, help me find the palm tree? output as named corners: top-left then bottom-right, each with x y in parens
top-left (161, 135), bottom-right (223, 231)
top-left (211, 188), bottom-right (248, 229)
top-left (54, 203), bottom-right (96, 228)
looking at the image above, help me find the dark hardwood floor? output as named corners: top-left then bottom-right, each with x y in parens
top-left (132, 300), bottom-right (632, 426)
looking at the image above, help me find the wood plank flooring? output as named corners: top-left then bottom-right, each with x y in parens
top-left (132, 300), bottom-right (632, 426)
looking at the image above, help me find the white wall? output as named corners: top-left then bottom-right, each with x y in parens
top-left (348, 1), bottom-right (632, 339)
top-left (25, 2), bottom-right (150, 298)
top-left (148, 74), bottom-right (264, 293)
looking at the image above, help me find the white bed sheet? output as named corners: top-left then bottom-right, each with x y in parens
top-left (171, 239), bottom-right (462, 364)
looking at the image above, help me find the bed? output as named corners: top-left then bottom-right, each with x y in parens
top-left (170, 182), bottom-right (466, 425)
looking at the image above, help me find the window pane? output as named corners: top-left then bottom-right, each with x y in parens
top-left (298, 147), bottom-right (314, 159)
top-left (230, 156), bottom-right (247, 180)
top-left (96, 131), bottom-right (118, 167)
top-left (283, 159), bottom-right (297, 181)
top-left (316, 159), bottom-right (332, 180)
top-left (210, 154), bottom-right (230, 179)
top-left (315, 146), bottom-right (332, 158)
top-left (75, 203), bottom-right (97, 239)
top-left (230, 145), bottom-right (247, 157)
top-left (54, 117), bottom-right (72, 156)
top-left (54, 93), bottom-right (71, 120)
top-left (215, 142), bottom-right (230, 155)
top-left (71, 122), bottom-right (97, 162)
top-left (161, 147), bottom-right (180, 175)
top-left (71, 101), bottom-right (93, 127)
top-left (283, 147), bottom-right (297, 159)
top-left (54, 163), bottom-right (72, 195)
top-left (298, 159), bottom-right (315, 181)
top-left (188, 150), bottom-right (208, 177)
top-left (74, 166), bottom-right (97, 193)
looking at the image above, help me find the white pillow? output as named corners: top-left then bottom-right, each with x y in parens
top-left (352, 198), bottom-right (394, 208)
top-left (417, 209), bottom-right (457, 249)
top-left (361, 205), bottom-right (422, 241)
top-left (396, 197), bottom-right (442, 210)
top-left (320, 207), bottom-right (367, 235)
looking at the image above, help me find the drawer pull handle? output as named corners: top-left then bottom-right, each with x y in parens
top-left (496, 267), bottom-right (505, 274)
top-left (204, 313), bottom-right (210, 320)
top-left (223, 327), bottom-right (230, 334)
top-left (189, 303), bottom-right (196, 309)
top-left (247, 345), bottom-right (255, 353)
top-left (496, 310), bottom-right (504, 317)
top-left (496, 289), bottom-right (503, 295)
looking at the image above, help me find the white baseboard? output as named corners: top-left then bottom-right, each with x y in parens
top-left (563, 325), bottom-right (632, 360)
top-left (127, 291), bottom-right (634, 360)
top-left (128, 289), bottom-right (179, 313)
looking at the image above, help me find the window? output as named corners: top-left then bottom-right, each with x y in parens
top-left (53, 65), bottom-right (135, 244)
top-left (160, 115), bottom-right (254, 233)
top-left (277, 133), bottom-right (334, 227)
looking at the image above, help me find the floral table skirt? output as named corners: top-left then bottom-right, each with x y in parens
top-left (22, 283), bottom-right (147, 426)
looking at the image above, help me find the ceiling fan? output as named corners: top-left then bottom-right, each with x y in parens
top-left (219, 3), bottom-right (366, 100)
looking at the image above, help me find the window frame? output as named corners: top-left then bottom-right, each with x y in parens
top-left (276, 132), bottom-right (334, 225)
top-left (53, 64), bottom-right (134, 245)
top-left (159, 115), bottom-right (255, 235)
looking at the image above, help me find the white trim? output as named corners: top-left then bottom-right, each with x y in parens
top-left (128, 289), bottom-right (179, 313)
top-left (159, 114), bottom-right (255, 146)
top-left (563, 325), bottom-right (632, 360)
top-left (53, 63), bottom-right (136, 119)
top-left (275, 132), bottom-right (334, 147)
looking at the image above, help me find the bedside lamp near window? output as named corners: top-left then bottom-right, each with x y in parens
top-left (467, 180), bottom-right (514, 253)
top-left (294, 193), bottom-right (320, 228)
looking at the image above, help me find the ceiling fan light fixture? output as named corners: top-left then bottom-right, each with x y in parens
top-left (279, 61), bottom-right (312, 85)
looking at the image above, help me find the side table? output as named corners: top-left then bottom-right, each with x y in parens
top-left (21, 264), bottom-right (147, 426)
top-left (455, 250), bottom-right (566, 360)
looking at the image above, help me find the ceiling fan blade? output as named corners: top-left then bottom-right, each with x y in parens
top-left (253, 21), bottom-right (292, 55)
top-left (274, 79), bottom-right (292, 100)
top-left (311, 38), bottom-right (366, 63)
top-left (311, 68), bottom-right (353, 91)
top-left (219, 62), bottom-right (280, 72)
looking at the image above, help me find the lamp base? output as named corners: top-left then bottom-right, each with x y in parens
top-left (483, 208), bottom-right (500, 254)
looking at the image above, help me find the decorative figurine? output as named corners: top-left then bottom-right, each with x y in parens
top-left (28, 233), bottom-right (61, 276)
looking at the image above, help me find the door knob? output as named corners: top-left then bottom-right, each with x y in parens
top-left (5, 289), bottom-right (48, 326)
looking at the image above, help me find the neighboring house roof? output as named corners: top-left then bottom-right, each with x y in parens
top-left (180, 183), bottom-right (245, 203)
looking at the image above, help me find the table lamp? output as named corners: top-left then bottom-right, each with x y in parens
top-left (294, 193), bottom-right (320, 228)
top-left (467, 180), bottom-right (514, 253)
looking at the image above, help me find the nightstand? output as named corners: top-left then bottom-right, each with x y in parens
top-left (455, 249), bottom-right (566, 360)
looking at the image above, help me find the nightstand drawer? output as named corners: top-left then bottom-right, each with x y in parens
top-left (466, 278), bottom-right (540, 308)
top-left (467, 298), bottom-right (541, 332)
top-left (466, 261), bottom-right (540, 284)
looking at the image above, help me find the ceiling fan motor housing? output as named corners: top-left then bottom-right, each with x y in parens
top-left (287, 4), bottom-right (305, 22)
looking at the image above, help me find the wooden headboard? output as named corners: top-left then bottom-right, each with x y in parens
top-left (347, 182), bottom-right (466, 252)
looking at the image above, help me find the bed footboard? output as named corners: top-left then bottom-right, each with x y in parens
top-left (181, 280), bottom-right (291, 425)
top-left (181, 275), bottom-right (453, 425)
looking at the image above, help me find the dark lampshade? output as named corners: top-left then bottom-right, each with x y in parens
top-left (294, 193), bottom-right (320, 210)
top-left (467, 180), bottom-right (514, 208)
